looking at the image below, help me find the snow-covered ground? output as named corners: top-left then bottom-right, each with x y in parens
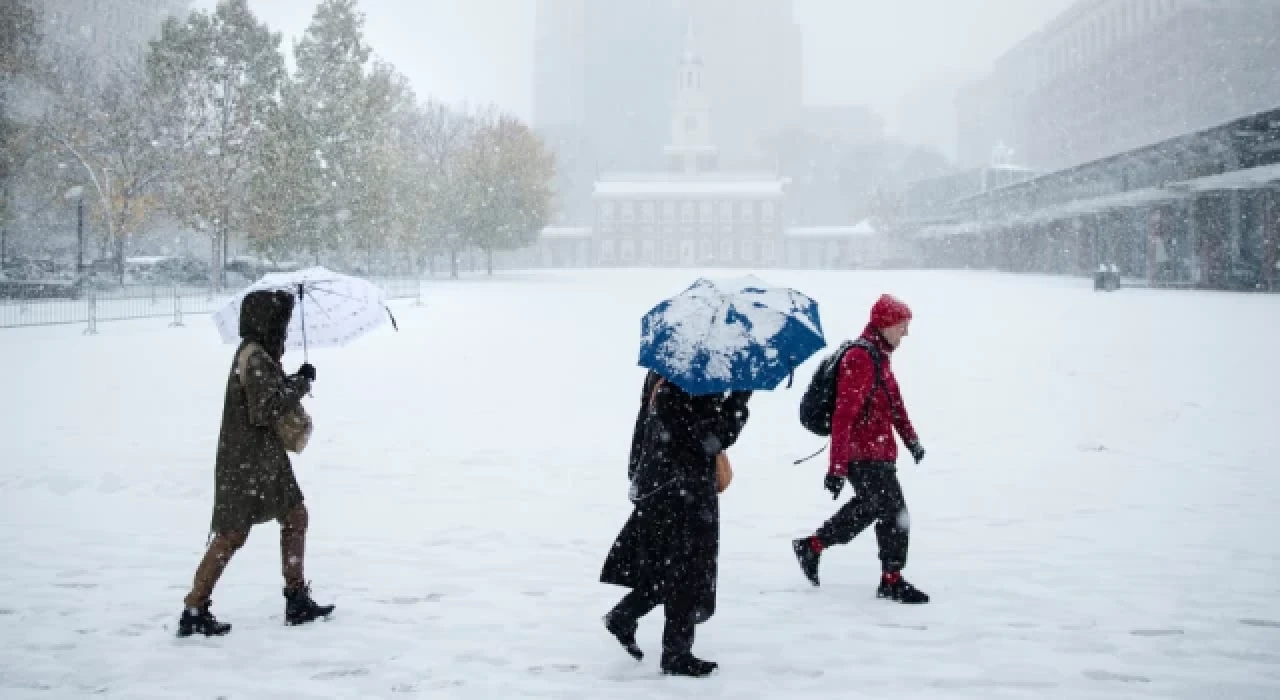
top-left (1, 269), bottom-right (1278, 699)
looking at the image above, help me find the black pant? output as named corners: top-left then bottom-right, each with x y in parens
top-left (814, 467), bottom-right (909, 573)
top-left (608, 588), bottom-right (696, 658)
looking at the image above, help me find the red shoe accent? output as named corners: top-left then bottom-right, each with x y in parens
top-left (882, 571), bottom-right (902, 585)
top-left (808, 536), bottom-right (825, 554)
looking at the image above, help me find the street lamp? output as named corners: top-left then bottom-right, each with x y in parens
top-left (64, 185), bottom-right (86, 279)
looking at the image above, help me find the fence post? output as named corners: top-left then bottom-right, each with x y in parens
top-left (83, 286), bottom-right (98, 336)
top-left (170, 283), bottom-right (184, 328)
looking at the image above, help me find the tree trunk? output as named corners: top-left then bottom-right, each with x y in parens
top-left (486, 247), bottom-right (494, 276)
top-left (221, 225), bottom-right (229, 290)
top-left (115, 231), bottom-right (126, 285)
top-left (449, 247), bottom-right (459, 279)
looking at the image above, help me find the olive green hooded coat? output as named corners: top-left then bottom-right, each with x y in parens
top-left (210, 290), bottom-right (311, 534)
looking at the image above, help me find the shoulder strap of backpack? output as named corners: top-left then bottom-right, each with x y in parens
top-left (846, 338), bottom-right (886, 424)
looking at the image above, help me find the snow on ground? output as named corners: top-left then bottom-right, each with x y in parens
top-left (1, 269), bottom-right (1278, 699)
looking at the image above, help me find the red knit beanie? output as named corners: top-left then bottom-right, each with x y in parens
top-left (870, 294), bottom-right (912, 329)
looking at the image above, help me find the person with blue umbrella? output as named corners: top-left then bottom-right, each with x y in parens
top-left (599, 277), bottom-right (825, 677)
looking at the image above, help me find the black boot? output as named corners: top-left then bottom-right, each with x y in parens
top-left (284, 583), bottom-right (334, 625)
top-left (177, 602), bottom-right (231, 637)
top-left (877, 573), bottom-right (929, 604)
top-left (603, 613), bottom-right (644, 661)
top-left (661, 652), bottom-right (718, 677)
top-left (792, 538), bottom-right (822, 587)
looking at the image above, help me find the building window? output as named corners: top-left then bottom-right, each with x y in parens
top-left (720, 239), bottom-right (734, 263)
top-left (641, 201), bottom-right (655, 224)
top-left (663, 240), bottom-right (678, 262)
top-left (641, 240), bottom-right (656, 264)
top-left (620, 239), bottom-right (636, 262)
top-left (741, 240), bottom-right (755, 263)
top-left (699, 201), bottom-right (713, 223)
top-left (600, 240), bottom-right (616, 263)
top-left (719, 201), bottom-right (734, 223)
top-left (620, 201), bottom-right (635, 223)
top-left (600, 201), bottom-right (614, 222)
top-left (761, 240), bottom-right (777, 263)
top-left (662, 201), bottom-right (676, 221)
top-left (700, 239), bottom-right (714, 261)
top-left (740, 201), bottom-right (755, 223)
top-left (681, 201), bottom-right (695, 224)
top-left (761, 200), bottom-right (776, 223)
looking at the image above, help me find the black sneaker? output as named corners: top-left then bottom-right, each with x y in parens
top-left (792, 538), bottom-right (821, 587)
top-left (177, 602), bottom-right (231, 637)
top-left (877, 575), bottom-right (929, 604)
top-left (284, 584), bottom-right (335, 625)
top-left (661, 653), bottom-right (718, 677)
top-left (603, 613), bottom-right (644, 661)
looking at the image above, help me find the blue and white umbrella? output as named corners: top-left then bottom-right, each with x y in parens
top-left (639, 276), bottom-right (826, 396)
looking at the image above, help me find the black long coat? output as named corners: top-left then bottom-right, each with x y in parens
top-left (600, 372), bottom-right (750, 622)
top-left (210, 290), bottom-right (311, 534)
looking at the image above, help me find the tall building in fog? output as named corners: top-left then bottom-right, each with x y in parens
top-left (957, 0), bottom-right (1280, 171)
top-left (534, 0), bottom-right (802, 172)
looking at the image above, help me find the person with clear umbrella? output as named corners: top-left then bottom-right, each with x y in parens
top-left (178, 289), bottom-right (332, 636)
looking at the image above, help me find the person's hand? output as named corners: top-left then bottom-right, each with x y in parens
top-left (906, 441), bottom-right (925, 464)
top-left (298, 363), bottom-right (317, 382)
top-left (824, 473), bottom-right (844, 499)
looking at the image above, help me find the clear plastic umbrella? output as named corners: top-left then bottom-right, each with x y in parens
top-left (212, 267), bottom-right (397, 360)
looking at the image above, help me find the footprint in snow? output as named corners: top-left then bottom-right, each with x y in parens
top-left (879, 622), bottom-right (928, 631)
top-left (312, 669), bottom-right (370, 680)
top-left (1083, 670), bottom-right (1150, 683)
top-left (1241, 618), bottom-right (1280, 628)
top-left (1131, 628), bottom-right (1184, 637)
top-left (528, 664), bottom-right (580, 674)
top-left (381, 594), bottom-right (444, 605)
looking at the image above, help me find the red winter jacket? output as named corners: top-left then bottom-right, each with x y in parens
top-left (829, 324), bottom-right (919, 475)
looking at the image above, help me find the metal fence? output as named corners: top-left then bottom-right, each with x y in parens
top-left (0, 278), bottom-right (422, 332)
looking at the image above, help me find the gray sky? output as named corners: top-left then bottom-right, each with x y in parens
top-left (199, 0), bottom-right (1076, 156)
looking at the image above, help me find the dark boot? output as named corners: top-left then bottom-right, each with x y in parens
top-left (603, 612), bottom-right (644, 661)
top-left (877, 572), bottom-right (929, 604)
top-left (661, 652), bottom-right (718, 677)
top-left (284, 583), bottom-right (334, 625)
top-left (177, 602), bottom-right (231, 637)
top-left (792, 538), bottom-right (822, 587)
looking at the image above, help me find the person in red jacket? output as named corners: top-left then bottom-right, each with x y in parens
top-left (792, 294), bottom-right (929, 604)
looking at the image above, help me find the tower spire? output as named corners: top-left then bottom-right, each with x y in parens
top-left (665, 15), bottom-right (717, 174)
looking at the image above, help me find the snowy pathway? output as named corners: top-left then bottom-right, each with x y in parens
top-left (1, 270), bottom-right (1278, 698)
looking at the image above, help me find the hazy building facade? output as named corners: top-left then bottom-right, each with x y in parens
top-left (957, 0), bottom-right (1280, 171)
top-left (513, 31), bottom-right (904, 271)
top-left (534, 0), bottom-right (802, 172)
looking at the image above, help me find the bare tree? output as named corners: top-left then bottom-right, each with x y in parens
top-left (41, 62), bottom-right (170, 282)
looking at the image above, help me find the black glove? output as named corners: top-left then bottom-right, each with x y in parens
top-left (298, 363), bottom-right (317, 382)
top-left (824, 473), bottom-right (844, 499)
top-left (906, 441), bottom-right (925, 464)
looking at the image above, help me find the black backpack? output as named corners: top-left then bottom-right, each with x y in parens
top-left (798, 338), bottom-right (884, 437)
